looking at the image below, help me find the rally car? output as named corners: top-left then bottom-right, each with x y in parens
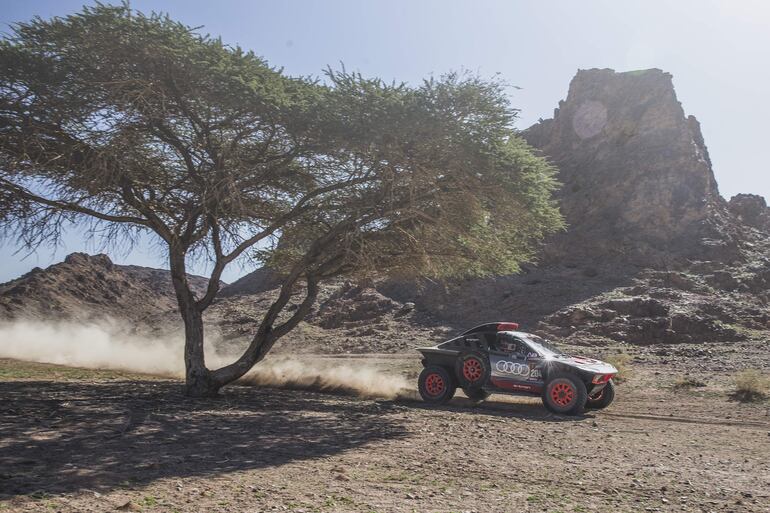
top-left (416, 322), bottom-right (617, 415)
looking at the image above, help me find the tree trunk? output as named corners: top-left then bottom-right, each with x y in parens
top-left (181, 306), bottom-right (219, 397)
top-left (169, 247), bottom-right (220, 397)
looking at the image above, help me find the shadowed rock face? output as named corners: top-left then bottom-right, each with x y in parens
top-left (524, 68), bottom-right (737, 264)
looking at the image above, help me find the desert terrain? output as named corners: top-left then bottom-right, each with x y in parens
top-left (1, 339), bottom-right (769, 513)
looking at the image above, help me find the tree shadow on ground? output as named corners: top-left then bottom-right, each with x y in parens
top-left (0, 380), bottom-right (408, 498)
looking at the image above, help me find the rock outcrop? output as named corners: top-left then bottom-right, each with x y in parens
top-left (524, 68), bottom-right (738, 264)
top-left (378, 68), bottom-right (769, 345)
top-left (728, 193), bottom-right (770, 232)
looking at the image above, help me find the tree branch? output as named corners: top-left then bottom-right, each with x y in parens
top-left (118, 179), bottom-right (174, 241)
top-left (195, 217), bottom-right (225, 311)
top-left (0, 179), bottom-right (152, 226)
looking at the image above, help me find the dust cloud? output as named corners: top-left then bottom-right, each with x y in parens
top-left (0, 320), bottom-right (193, 377)
top-left (242, 358), bottom-right (411, 400)
top-left (0, 320), bottom-right (411, 399)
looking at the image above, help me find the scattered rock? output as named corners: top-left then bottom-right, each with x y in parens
top-left (115, 502), bottom-right (140, 511)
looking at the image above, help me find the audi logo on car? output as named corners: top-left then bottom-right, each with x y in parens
top-left (495, 360), bottom-right (530, 377)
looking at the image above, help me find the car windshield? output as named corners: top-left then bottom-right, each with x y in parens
top-left (522, 334), bottom-right (567, 358)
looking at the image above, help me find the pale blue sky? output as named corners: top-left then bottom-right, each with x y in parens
top-left (1, 0), bottom-right (769, 282)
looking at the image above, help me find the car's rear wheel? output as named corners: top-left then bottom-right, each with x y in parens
top-left (586, 380), bottom-right (615, 410)
top-left (418, 366), bottom-right (456, 404)
top-left (542, 373), bottom-right (587, 415)
top-left (455, 351), bottom-right (490, 390)
top-left (462, 387), bottom-right (491, 403)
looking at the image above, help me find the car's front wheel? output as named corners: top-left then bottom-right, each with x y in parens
top-left (418, 366), bottom-right (456, 405)
top-left (586, 380), bottom-right (615, 410)
top-left (542, 373), bottom-right (587, 415)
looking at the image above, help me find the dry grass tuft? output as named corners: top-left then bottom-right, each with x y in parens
top-left (672, 376), bottom-right (707, 390)
top-left (603, 353), bottom-right (632, 383)
top-left (732, 369), bottom-right (768, 403)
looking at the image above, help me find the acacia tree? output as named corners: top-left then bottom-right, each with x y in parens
top-left (0, 4), bottom-right (563, 396)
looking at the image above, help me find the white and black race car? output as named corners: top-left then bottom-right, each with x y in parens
top-left (417, 322), bottom-right (617, 415)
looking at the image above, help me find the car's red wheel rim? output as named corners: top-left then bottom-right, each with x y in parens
top-left (463, 358), bottom-right (483, 382)
top-left (550, 382), bottom-right (575, 407)
top-left (424, 373), bottom-right (445, 396)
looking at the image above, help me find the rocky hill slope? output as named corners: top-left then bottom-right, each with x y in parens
top-left (0, 253), bottom-right (211, 327)
top-left (0, 252), bottom-right (448, 354)
top-left (1, 68), bottom-right (768, 353)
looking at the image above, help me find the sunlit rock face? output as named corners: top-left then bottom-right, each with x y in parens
top-left (524, 68), bottom-right (736, 264)
top-left (728, 193), bottom-right (770, 232)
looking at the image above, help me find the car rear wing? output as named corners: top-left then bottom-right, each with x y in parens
top-left (460, 321), bottom-right (519, 336)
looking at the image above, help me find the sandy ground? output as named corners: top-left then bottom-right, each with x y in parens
top-left (1, 352), bottom-right (769, 513)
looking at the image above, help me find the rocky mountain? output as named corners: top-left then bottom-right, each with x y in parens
top-left (1, 68), bottom-right (768, 352)
top-left (523, 68), bottom-right (741, 264)
top-left (0, 251), bottom-right (445, 354)
top-left (0, 253), bottom-right (211, 327)
top-left (378, 68), bottom-right (770, 344)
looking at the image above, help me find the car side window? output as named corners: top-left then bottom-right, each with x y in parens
top-left (511, 338), bottom-right (528, 359)
top-left (514, 340), bottom-right (538, 359)
top-left (483, 332), bottom-right (499, 350)
top-left (492, 333), bottom-right (518, 354)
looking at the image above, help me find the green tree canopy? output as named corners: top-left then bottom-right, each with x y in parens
top-left (0, 3), bottom-right (563, 396)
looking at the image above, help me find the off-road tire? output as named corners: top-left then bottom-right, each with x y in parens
top-left (418, 366), bottom-right (456, 405)
top-left (463, 387), bottom-right (491, 403)
top-left (542, 373), bottom-right (588, 415)
top-left (586, 380), bottom-right (615, 410)
top-left (454, 351), bottom-right (490, 390)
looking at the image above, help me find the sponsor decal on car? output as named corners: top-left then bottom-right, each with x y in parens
top-left (495, 360), bottom-right (530, 377)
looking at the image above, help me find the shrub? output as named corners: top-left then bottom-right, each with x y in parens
top-left (732, 369), bottom-right (768, 403)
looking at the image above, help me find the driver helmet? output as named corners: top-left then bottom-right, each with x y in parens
top-left (497, 332), bottom-right (520, 354)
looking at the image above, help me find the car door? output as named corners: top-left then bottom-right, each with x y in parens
top-left (521, 341), bottom-right (546, 387)
top-left (489, 338), bottom-right (531, 383)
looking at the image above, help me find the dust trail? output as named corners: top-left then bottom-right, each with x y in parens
top-left (0, 320), bottom-right (227, 377)
top-left (0, 320), bottom-right (412, 400)
top-left (241, 357), bottom-right (412, 400)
